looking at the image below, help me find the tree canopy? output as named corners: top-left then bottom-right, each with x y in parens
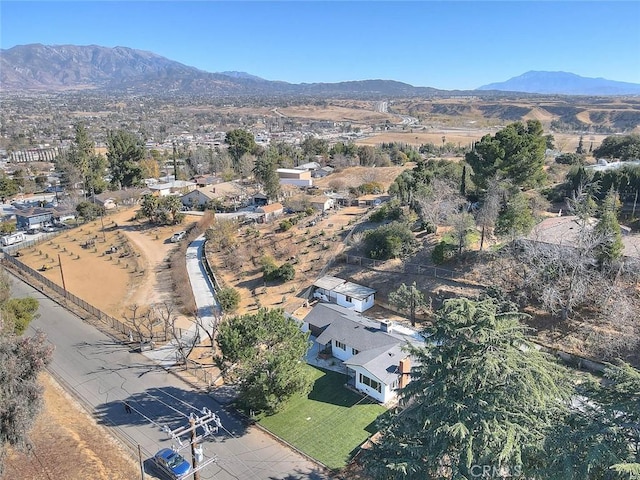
top-left (106, 129), bottom-right (145, 188)
top-left (0, 271), bottom-right (52, 474)
top-left (216, 308), bottom-right (312, 414)
top-left (225, 129), bottom-right (259, 163)
top-left (541, 361), bottom-right (640, 479)
top-left (362, 297), bottom-right (572, 479)
top-left (466, 120), bottom-right (547, 190)
top-left (363, 222), bottom-right (416, 260)
top-left (593, 134), bottom-right (640, 161)
top-left (388, 282), bottom-right (427, 327)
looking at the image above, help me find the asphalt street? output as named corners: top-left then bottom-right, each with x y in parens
top-left (11, 273), bottom-right (329, 480)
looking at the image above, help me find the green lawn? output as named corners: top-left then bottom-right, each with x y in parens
top-left (258, 366), bottom-right (386, 470)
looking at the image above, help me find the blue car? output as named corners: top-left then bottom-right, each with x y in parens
top-left (154, 448), bottom-right (192, 479)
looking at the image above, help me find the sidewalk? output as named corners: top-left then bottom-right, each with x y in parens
top-left (142, 234), bottom-right (218, 368)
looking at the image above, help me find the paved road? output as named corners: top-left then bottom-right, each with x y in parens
top-left (11, 273), bottom-right (329, 480)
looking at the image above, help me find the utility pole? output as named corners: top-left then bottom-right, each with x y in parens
top-left (190, 416), bottom-right (201, 480)
top-left (163, 408), bottom-right (221, 479)
top-left (173, 142), bottom-right (178, 181)
top-left (57, 254), bottom-right (67, 299)
top-left (138, 444), bottom-right (145, 480)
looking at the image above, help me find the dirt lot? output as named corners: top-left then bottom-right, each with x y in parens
top-left (16, 208), bottom-right (197, 323)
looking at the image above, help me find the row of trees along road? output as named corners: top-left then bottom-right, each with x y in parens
top-left (0, 270), bottom-right (52, 474)
top-left (361, 295), bottom-right (640, 480)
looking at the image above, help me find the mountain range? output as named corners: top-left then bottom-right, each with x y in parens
top-left (477, 71), bottom-right (640, 96)
top-left (2, 44), bottom-right (639, 97)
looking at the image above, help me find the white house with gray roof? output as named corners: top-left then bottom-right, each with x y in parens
top-left (312, 275), bottom-right (375, 312)
top-left (306, 303), bottom-right (422, 403)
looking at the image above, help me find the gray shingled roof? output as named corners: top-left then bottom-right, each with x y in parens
top-left (344, 344), bottom-right (406, 385)
top-left (316, 316), bottom-right (400, 352)
top-left (304, 303), bottom-right (363, 332)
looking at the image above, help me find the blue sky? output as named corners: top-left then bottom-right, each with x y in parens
top-left (1, 1), bottom-right (639, 90)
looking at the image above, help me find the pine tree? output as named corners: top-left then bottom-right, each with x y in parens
top-left (361, 297), bottom-right (572, 479)
top-left (594, 189), bottom-right (624, 263)
top-left (388, 282), bottom-right (427, 327)
top-left (541, 362), bottom-right (640, 479)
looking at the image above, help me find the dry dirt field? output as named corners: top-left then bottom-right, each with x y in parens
top-left (206, 165), bottom-right (413, 316)
top-left (16, 208), bottom-right (198, 323)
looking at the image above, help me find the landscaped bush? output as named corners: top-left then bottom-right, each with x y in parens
top-left (431, 239), bottom-right (457, 264)
top-left (217, 286), bottom-right (241, 312)
top-left (261, 255), bottom-right (295, 282)
top-left (279, 219), bottom-right (293, 232)
top-left (363, 222), bottom-right (415, 260)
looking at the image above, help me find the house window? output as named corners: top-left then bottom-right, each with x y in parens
top-left (345, 296), bottom-right (352, 303)
top-left (359, 373), bottom-right (382, 393)
top-left (335, 340), bottom-right (346, 350)
top-left (351, 348), bottom-right (360, 355)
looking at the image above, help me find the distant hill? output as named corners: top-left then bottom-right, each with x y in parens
top-left (0, 44), bottom-right (446, 98)
top-left (477, 71), bottom-right (640, 96)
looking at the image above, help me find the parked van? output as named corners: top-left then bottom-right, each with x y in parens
top-left (1, 232), bottom-right (25, 246)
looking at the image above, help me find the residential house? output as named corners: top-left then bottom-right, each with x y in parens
top-left (312, 275), bottom-right (375, 312)
top-left (251, 193), bottom-right (269, 207)
top-left (276, 168), bottom-right (313, 187)
top-left (14, 205), bottom-right (76, 229)
top-left (295, 162), bottom-right (321, 173)
top-left (256, 202), bottom-right (284, 222)
top-left (528, 215), bottom-right (640, 259)
top-left (91, 188), bottom-right (150, 209)
top-left (309, 195), bottom-right (335, 212)
top-left (14, 206), bottom-right (53, 230)
top-left (357, 194), bottom-right (391, 207)
top-left (305, 303), bottom-right (421, 403)
top-left (181, 188), bottom-right (218, 209)
top-left (314, 166), bottom-right (334, 178)
top-left (149, 180), bottom-right (196, 197)
top-left (180, 181), bottom-right (247, 210)
top-left (192, 175), bottom-right (222, 187)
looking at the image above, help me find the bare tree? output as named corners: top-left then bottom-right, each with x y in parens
top-left (477, 176), bottom-right (509, 250)
top-left (449, 212), bottom-right (476, 255)
top-left (194, 309), bottom-right (222, 359)
top-left (167, 316), bottom-right (200, 364)
top-left (124, 304), bottom-right (147, 344)
top-left (414, 178), bottom-right (464, 232)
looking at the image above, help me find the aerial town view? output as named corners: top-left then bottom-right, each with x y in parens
top-left (1, 1), bottom-right (639, 479)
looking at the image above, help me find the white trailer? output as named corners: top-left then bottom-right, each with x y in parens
top-left (1, 232), bottom-right (25, 246)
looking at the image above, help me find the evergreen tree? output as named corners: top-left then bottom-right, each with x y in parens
top-left (361, 297), bottom-right (572, 480)
top-left (494, 191), bottom-right (535, 238)
top-left (593, 189), bottom-right (624, 263)
top-left (465, 120), bottom-right (547, 190)
top-left (225, 129), bottom-right (258, 163)
top-left (388, 282), bottom-right (427, 327)
top-left (541, 362), bottom-right (640, 479)
top-left (106, 129), bottom-right (145, 188)
top-left (253, 147), bottom-right (281, 200)
top-left (216, 308), bottom-right (312, 414)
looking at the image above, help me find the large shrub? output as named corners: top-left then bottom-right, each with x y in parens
top-left (217, 287), bottom-right (241, 313)
top-left (363, 222), bottom-right (415, 260)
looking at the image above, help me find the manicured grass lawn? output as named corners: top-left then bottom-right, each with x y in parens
top-left (258, 366), bottom-right (386, 470)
